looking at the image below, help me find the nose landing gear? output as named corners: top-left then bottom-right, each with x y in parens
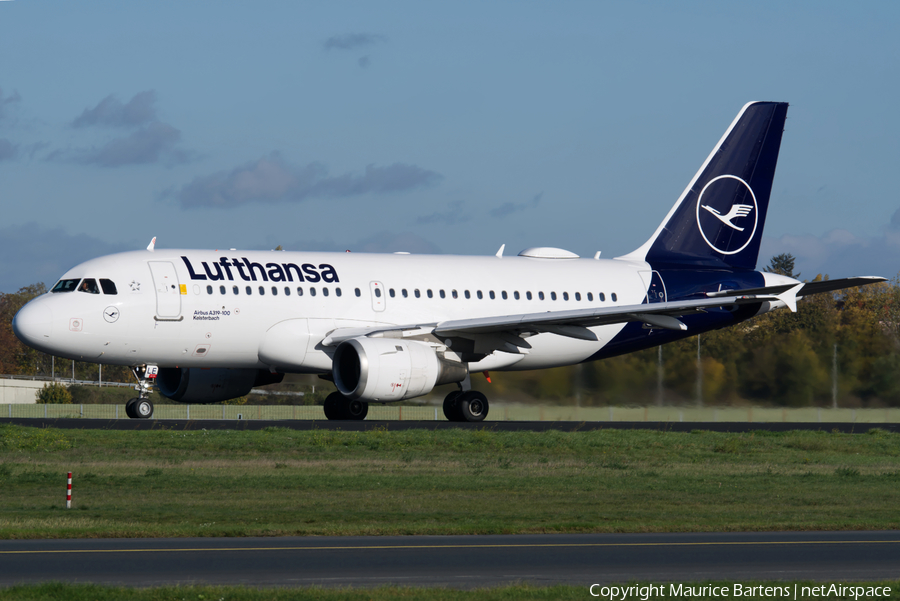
top-left (124, 365), bottom-right (156, 419)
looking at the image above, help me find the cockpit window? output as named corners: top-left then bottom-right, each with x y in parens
top-left (78, 279), bottom-right (100, 294)
top-left (51, 279), bottom-right (80, 293)
top-left (99, 279), bottom-right (117, 295)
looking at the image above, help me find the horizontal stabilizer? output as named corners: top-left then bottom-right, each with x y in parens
top-left (705, 276), bottom-right (887, 301)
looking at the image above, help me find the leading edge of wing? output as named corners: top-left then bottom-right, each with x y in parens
top-left (320, 295), bottom-right (756, 347)
top-left (432, 294), bottom-right (768, 338)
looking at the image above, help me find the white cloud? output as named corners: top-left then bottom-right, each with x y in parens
top-left (760, 223), bottom-right (900, 280)
top-left (0, 223), bottom-right (130, 292)
top-left (323, 33), bottom-right (386, 51)
top-left (174, 154), bottom-right (442, 208)
top-left (72, 90), bottom-right (158, 128)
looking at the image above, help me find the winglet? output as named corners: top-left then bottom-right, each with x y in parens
top-left (147, 237), bottom-right (157, 252)
top-left (776, 283), bottom-right (804, 313)
top-left (496, 244), bottom-right (505, 258)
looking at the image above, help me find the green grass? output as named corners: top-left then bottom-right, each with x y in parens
top-left (0, 425), bottom-right (899, 538)
top-left (2, 582), bottom-right (899, 600)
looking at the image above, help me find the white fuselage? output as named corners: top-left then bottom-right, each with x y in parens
top-left (15, 248), bottom-right (655, 373)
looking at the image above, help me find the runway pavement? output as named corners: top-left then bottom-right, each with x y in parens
top-left (2, 417), bottom-right (898, 433)
top-left (1, 531), bottom-right (898, 588)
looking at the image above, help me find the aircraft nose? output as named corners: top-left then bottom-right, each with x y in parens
top-left (13, 301), bottom-right (53, 343)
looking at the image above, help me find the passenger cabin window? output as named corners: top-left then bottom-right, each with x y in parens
top-left (477, 291), bottom-right (483, 299)
top-left (219, 285), bottom-right (226, 295)
top-left (78, 279), bottom-right (100, 294)
top-left (389, 289), bottom-right (395, 298)
top-left (271, 286), bottom-right (278, 296)
top-left (310, 287), bottom-right (317, 296)
top-left (439, 290), bottom-right (446, 299)
top-left (587, 292), bottom-right (593, 301)
top-left (513, 291), bottom-right (520, 300)
top-left (501, 291), bottom-right (508, 300)
top-left (52, 279), bottom-right (80, 293)
top-left (297, 287), bottom-right (304, 296)
top-left (284, 287), bottom-right (291, 296)
top-left (451, 290), bottom-right (458, 299)
top-left (246, 286), bottom-right (252, 295)
top-left (526, 291), bottom-right (532, 300)
top-left (323, 287), bottom-right (329, 297)
top-left (402, 289), bottom-right (408, 298)
top-left (611, 293), bottom-right (618, 302)
top-left (336, 288), bottom-right (342, 297)
top-left (489, 291), bottom-right (495, 299)
top-left (99, 279), bottom-right (117, 295)
top-left (355, 288), bottom-right (361, 297)
top-left (539, 291), bottom-right (545, 300)
top-left (427, 290), bottom-right (433, 298)
top-left (551, 292), bottom-right (557, 301)
top-left (415, 289), bottom-right (421, 298)
top-left (464, 290), bottom-right (471, 299)
top-left (207, 285), bottom-right (213, 295)
top-left (374, 288), bottom-right (382, 298)
top-left (233, 286), bottom-right (239, 295)
top-left (599, 292), bottom-right (606, 301)
top-left (259, 286), bottom-right (265, 295)
top-left (575, 292), bottom-right (581, 301)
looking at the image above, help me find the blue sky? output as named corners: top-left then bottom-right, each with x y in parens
top-left (0, 1), bottom-right (898, 291)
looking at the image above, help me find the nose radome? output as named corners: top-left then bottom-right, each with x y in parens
top-left (13, 301), bottom-right (52, 342)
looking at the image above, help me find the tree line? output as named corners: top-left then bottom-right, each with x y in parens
top-left (3, 255), bottom-right (899, 408)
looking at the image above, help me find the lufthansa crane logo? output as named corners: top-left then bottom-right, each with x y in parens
top-left (695, 175), bottom-right (758, 255)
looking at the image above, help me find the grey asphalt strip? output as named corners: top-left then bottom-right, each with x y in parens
top-left (1, 531), bottom-right (898, 588)
top-left (2, 417), bottom-right (898, 433)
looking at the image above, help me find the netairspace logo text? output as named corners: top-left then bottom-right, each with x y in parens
top-left (588, 583), bottom-right (893, 600)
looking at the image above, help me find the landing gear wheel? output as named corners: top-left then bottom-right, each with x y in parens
top-left (323, 392), bottom-right (368, 420)
top-left (129, 365), bottom-right (156, 420)
top-left (125, 398), bottom-right (138, 419)
top-left (443, 391), bottom-right (464, 421)
top-left (458, 391), bottom-right (489, 422)
top-left (134, 399), bottom-right (154, 419)
top-left (342, 398), bottom-right (368, 421)
top-left (323, 392), bottom-right (341, 420)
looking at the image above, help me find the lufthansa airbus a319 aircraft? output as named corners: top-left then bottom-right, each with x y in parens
top-left (12, 102), bottom-right (884, 420)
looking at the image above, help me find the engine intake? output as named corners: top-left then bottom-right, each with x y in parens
top-left (333, 337), bottom-right (467, 402)
top-left (156, 367), bottom-right (283, 403)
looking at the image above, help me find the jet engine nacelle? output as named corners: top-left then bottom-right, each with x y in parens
top-left (332, 337), bottom-right (467, 402)
top-left (156, 367), bottom-right (283, 403)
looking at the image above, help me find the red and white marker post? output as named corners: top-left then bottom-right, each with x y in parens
top-left (66, 472), bottom-right (72, 509)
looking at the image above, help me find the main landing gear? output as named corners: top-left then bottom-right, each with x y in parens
top-left (443, 390), bottom-right (489, 422)
top-left (125, 366), bottom-right (155, 419)
top-left (320, 382), bottom-right (490, 423)
top-left (323, 391), bottom-right (369, 421)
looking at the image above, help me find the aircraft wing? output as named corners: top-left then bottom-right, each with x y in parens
top-left (321, 276), bottom-right (886, 353)
top-left (322, 293), bottom-right (778, 354)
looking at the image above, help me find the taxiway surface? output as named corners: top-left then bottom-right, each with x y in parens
top-left (2, 417), bottom-right (897, 433)
top-left (1, 531), bottom-right (898, 588)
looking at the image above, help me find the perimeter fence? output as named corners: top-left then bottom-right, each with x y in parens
top-left (5, 403), bottom-right (900, 422)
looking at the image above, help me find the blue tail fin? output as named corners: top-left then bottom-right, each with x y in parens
top-left (623, 102), bottom-right (788, 270)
